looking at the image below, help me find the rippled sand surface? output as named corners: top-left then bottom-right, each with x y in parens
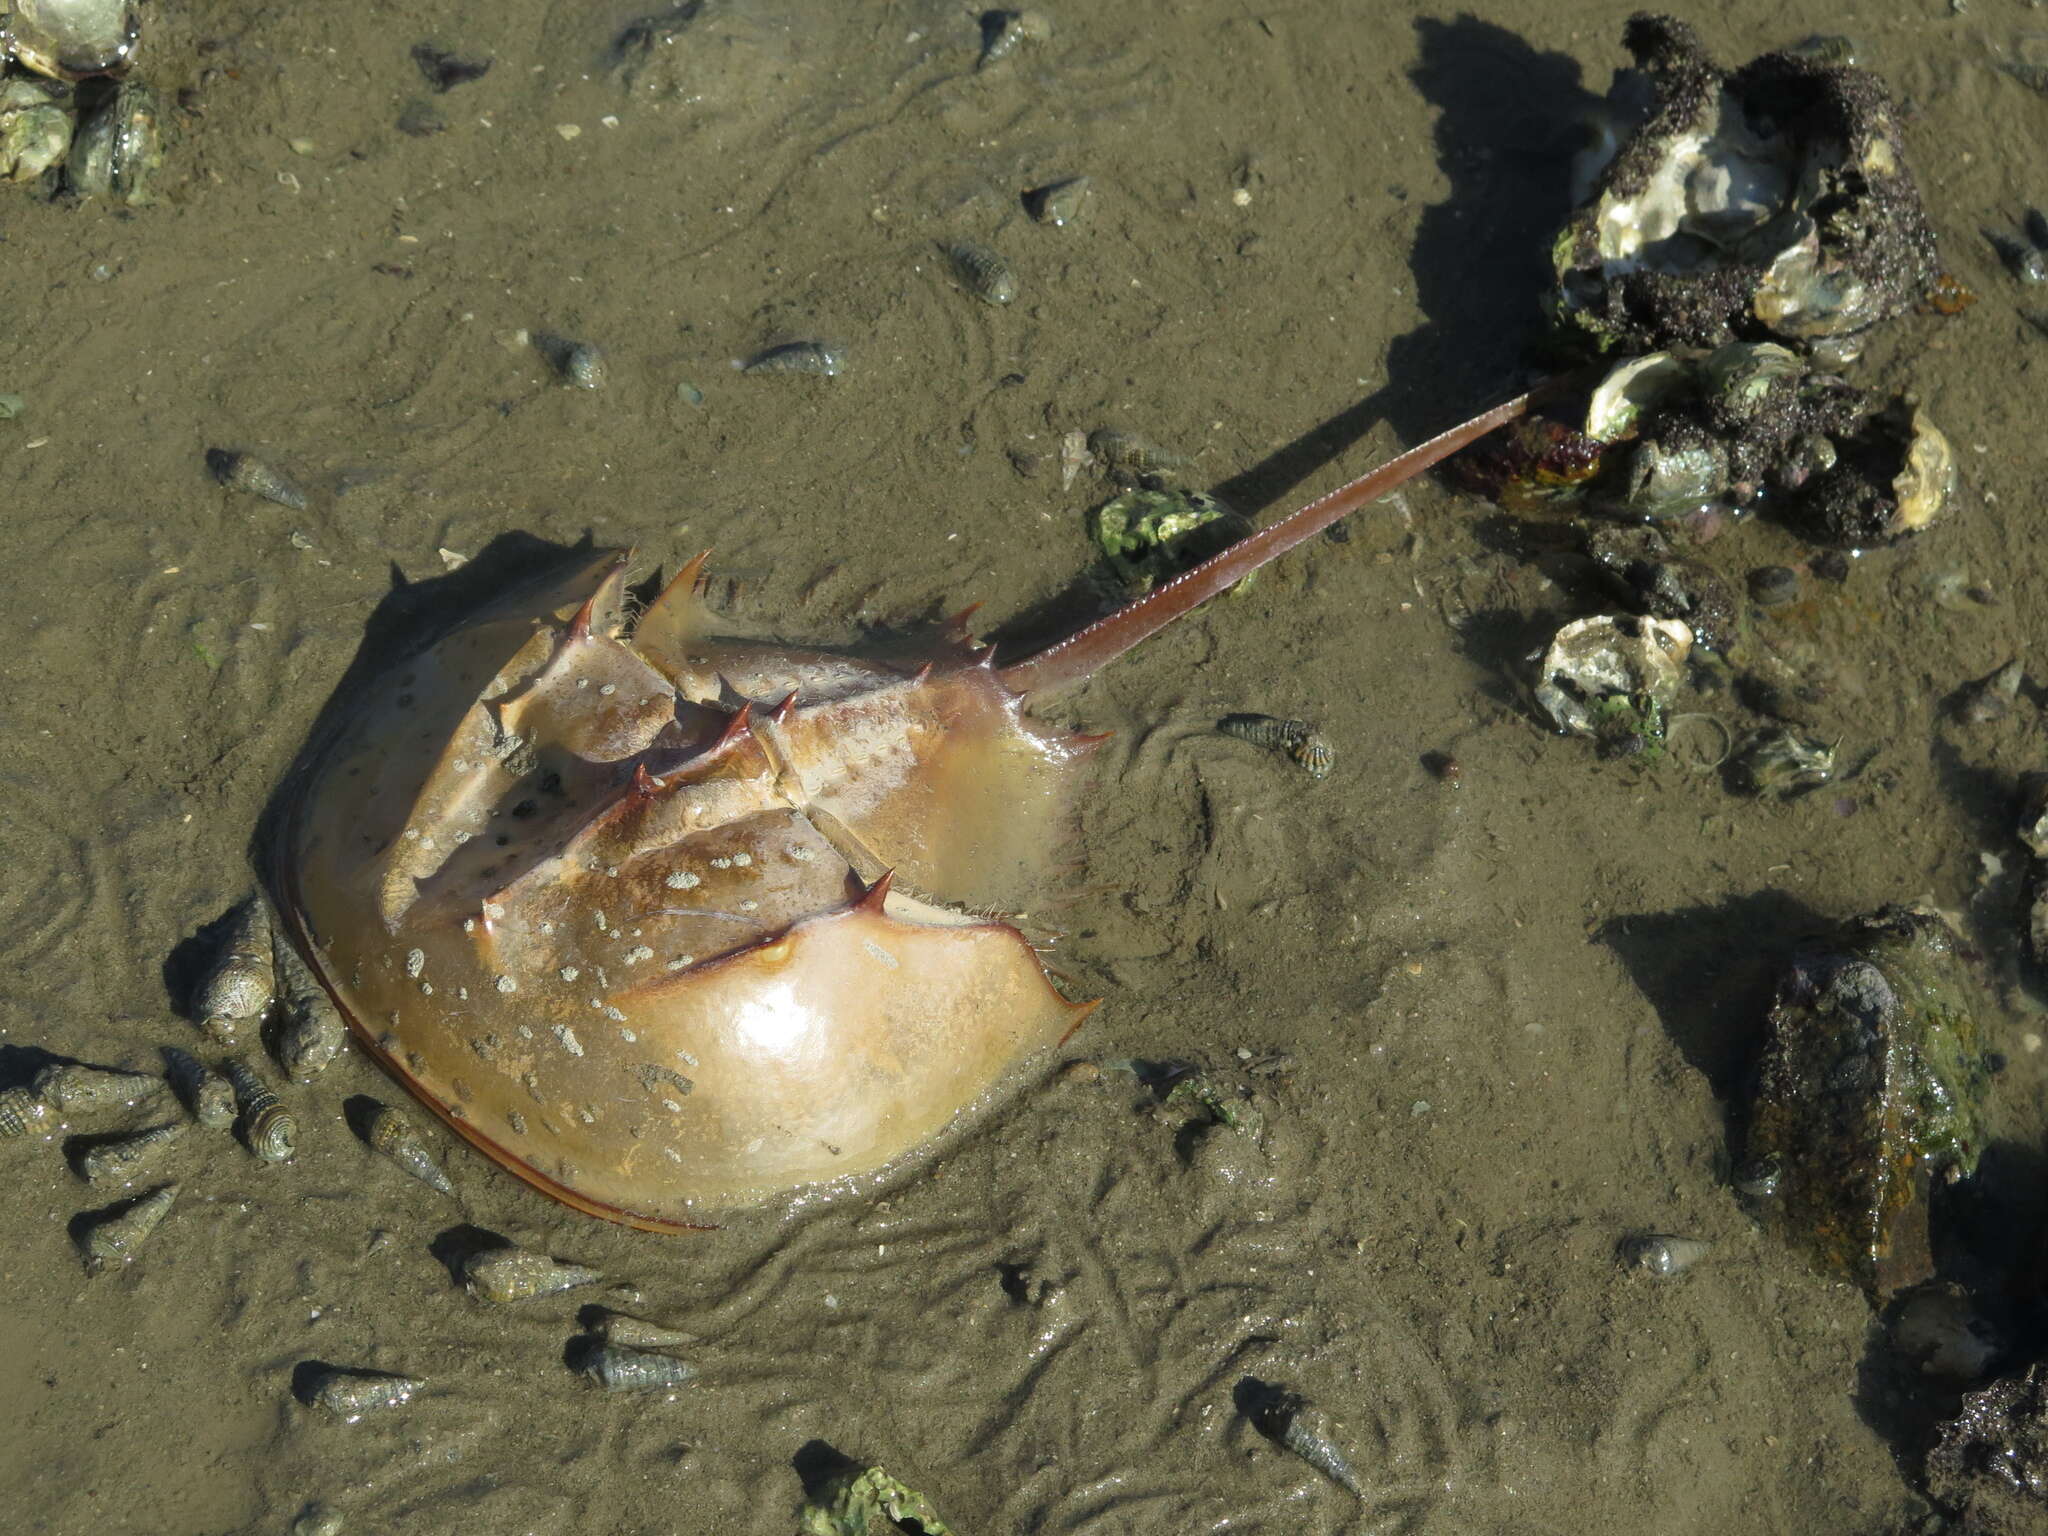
top-left (4, 4), bottom-right (2047, 1532)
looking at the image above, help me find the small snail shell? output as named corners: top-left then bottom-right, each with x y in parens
top-left (162, 1047), bottom-right (236, 1130)
top-left (976, 7), bottom-right (1052, 69)
top-left (195, 895), bottom-right (276, 1043)
top-left (945, 240), bottom-right (1017, 306)
top-left (0, 1084), bottom-right (52, 1137)
top-left (559, 341), bottom-right (608, 389)
top-left (33, 1062), bottom-right (166, 1113)
top-left (75, 1122), bottom-right (186, 1185)
top-left (1088, 427), bottom-right (1187, 478)
top-left (585, 1307), bottom-right (698, 1352)
top-left (77, 1183), bottom-right (178, 1274)
top-left (362, 1102), bottom-right (455, 1198)
top-left (1252, 1390), bottom-right (1364, 1498)
top-left (289, 1502), bottom-right (345, 1536)
top-left (580, 1343), bottom-right (698, 1393)
top-left (272, 930), bottom-right (346, 1081)
top-left (1218, 714), bottom-right (1335, 780)
top-left (206, 449), bottom-right (308, 511)
top-left (1620, 1233), bottom-right (1712, 1278)
top-left (585, 1302), bottom-right (696, 1351)
top-left (463, 1245), bottom-right (604, 1303)
top-left (222, 1058), bottom-right (297, 1162)
top-left (304, 1366), bottom-right (424, 1421)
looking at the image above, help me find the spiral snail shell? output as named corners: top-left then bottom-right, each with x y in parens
top-left (162, 1046), bottom-right (236, 1130)
top-left (462, 1244), bottom-right (604, 1303)
top-left (194, 895), bottom-right (275, 1044)
top-left (0, 1084), bottom-right (51, 1137)
top-left (361, 1101), bottom-right (455, 1198)
top-left (74, 1121), bottom-right (186, 1185)
top-left (76, 1183), bottom-right (177, 1274)
top-left (579, 1342), bottom-right (697, 1393)
top-left (222, 1057), bottom-right (296, 1162)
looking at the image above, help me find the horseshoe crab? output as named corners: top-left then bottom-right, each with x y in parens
top-left (267, 392), bottom-right (1533, 1230)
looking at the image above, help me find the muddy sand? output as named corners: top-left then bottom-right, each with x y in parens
top-left (3, 3), bottom-right (2047, 1532)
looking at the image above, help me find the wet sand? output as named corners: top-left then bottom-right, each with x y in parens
top-left (3, 3), bottom-right (2047, 1532)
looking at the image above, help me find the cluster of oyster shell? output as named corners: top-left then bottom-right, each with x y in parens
top-left (0, 0), bottom-right (163, 202)
top-left (1465, 16), bottom-right (1958, 548)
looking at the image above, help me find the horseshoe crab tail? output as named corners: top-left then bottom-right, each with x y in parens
top-left (995, 388), bottom-right (1539, 701)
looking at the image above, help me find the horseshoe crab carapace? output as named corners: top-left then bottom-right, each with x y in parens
top-left (269, 391), bottom-right (1534, 1230)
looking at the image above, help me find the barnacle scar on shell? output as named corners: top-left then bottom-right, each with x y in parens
top-left (265, 391), bottom-right (1535, 1231)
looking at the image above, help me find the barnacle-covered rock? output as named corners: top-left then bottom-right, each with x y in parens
top-left (1550, 15), bottom-right (1939, 354)
top-left (1743, 904), bottom-right (1987, 1299)
top-left (1091, 487), bottom-right (1250, 592)
top-left (1926, 1361), bottom-right (2048, 1529)
top-left (1582, 525), bottom-right (1739, 651)
top-left (1789, 404), bottom-right (1955, 548)
top-left (1466, 335), bottom-right (1952, 549)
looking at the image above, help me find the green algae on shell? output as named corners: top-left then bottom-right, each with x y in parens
top-left (799, 1465), bottom-right (954, 1536)
top-left (1744, 903), bottom-right (1988, 1299)
top-left (1091, 488), bottom-right (1251, 592)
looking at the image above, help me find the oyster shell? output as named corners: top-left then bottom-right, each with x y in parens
top-left (1925, 1361), bottom-right (2048, 1524)
top-left (1533, 614), bottom-right (1692, 740)
top-left (1583, 350), bottom-right (1687, 440)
